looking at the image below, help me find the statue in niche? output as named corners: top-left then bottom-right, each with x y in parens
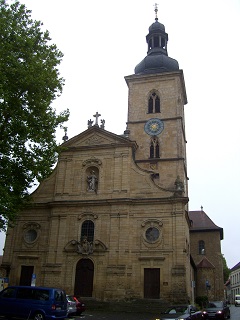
top-left (174, 175), bottom-right (184, 196)
top-left (87, 170), bottom-right (98, 192)
top-left (175, 175), bottom-right (184, 191)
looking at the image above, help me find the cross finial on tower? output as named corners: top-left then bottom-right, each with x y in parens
top-left (61, 126), bottom-right (68, 142)
top-left (154, 3), bottom-right (159, 21)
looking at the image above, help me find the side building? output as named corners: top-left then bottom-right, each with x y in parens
top-left (230, 262), bottom-right (240, 303)
top-left (189, 209), bottom-right (224, 300)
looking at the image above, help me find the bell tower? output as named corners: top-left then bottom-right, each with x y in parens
top-left (125, 4), bottom-right (188, 193)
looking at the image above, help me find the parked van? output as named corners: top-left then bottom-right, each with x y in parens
top-left (235, 294), bottom-right (240, 306)
top-left (0, 285), bottom-right (67, 320)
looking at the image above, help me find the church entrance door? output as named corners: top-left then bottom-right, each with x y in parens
top-left (19, 265), bottom-right (34, 286)
top-left (144, 268), bottom-right (160, 299)
top-left (74, 259), bottom-right (94, 297)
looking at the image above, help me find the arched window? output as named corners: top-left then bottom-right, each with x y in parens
top-left (148, 97), bottom-right (153, 113)
top-left (150, 141), bottom-right (154, 158)
top-left (81, 220), bottom-right (94, 242)
top-left (148, 92), bottom-right (161, 113)
top-left (154, 36), bottom-right (159, 47)
top-left (155, 96), bottom-right (160, 113)
top-left (198, 240), bottom-right (205, 254)
top-left (155, 141), bottom-right (160, 158)
top-left (150, 137), bottom-right (160, 159)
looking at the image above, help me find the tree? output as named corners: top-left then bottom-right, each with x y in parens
top-left (0, 0), bottom-right (69, 231)
top-left (222, 254), bottom-right (230, 283)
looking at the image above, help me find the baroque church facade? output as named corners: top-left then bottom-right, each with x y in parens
top-left (1, 8), bottom-right (224, 303)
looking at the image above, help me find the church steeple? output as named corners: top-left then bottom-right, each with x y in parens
top-left (135, 4), bottom-right (179, 74)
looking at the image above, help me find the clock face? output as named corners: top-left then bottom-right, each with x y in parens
top-left (144, 118), bottom-right (164, 136)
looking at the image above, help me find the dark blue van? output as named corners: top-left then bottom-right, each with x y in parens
top-left (0, 285), bottom-right (67, 320)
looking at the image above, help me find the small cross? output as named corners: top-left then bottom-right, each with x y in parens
top-left (62, 127), bottom-right (68, 142)
top-left (154, 3), bottom-right (159, 21)
top-left (93, 112), bottom-right (101, 126)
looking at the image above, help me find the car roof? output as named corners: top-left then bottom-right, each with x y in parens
top-left (6, 286), bottom-right (64, 291)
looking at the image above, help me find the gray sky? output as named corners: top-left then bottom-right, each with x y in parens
top-left (1, 0), bottom-right (240, 269)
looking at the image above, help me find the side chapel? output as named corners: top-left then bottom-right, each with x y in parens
top-left (1, 6), bottom-right (224, 303)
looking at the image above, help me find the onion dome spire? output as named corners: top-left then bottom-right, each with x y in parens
top-left (135, 4), bottom-right (179, 74)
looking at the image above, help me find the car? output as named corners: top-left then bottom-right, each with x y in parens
top-left (66, 295), bottom-right (77, 317)
top-left (156, 304), bottom-right (203, 320)
top-left (0, 286), bottom-right (67, 320)
top-left (73, 296), bottom-right (86, 315)
top-left (235, 294), bottom-right (240, 306)
top-left (202, 301), bottom-right (230, 319)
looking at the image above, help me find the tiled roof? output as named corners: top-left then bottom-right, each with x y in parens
top-left (231, 261), bottom-right (240, 271)
top-left (197, 257), bottom-right (215, 269)
top-left (189, 210), bottom-right (223, 240)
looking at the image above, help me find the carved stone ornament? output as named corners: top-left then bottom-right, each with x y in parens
top-left (78, 213), bottom-right (98, 221)
top-left (23, 222), bottom-right (41, 230)
top-left (141, 219), bottom-right (163, 228)
top-left (82, 157), bottom-right (102, 167)
top-left (77, 236), bottom-right (93, 255)
top-left (85, 136), bottom-right (104, 145)
top-left (64, 238), bottom-right (107, 255)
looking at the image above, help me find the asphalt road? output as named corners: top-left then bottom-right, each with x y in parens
top-left (0, 304), bottom-right (239, 320)
top-left (72, 305), bottom-right (240, 320)
top-left (70, 311), bottom-right (158, 320)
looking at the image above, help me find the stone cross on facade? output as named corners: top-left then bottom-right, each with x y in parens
top-left (93, 112), bottom-right (101, 126)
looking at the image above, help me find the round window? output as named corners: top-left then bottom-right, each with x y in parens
top-left (145, 227), bottom-right (160, 242)
top-left (24, 229), bottom-right (38, 243)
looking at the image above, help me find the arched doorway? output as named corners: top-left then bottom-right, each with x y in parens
top-left (74, 259), bottom-right (94, 297)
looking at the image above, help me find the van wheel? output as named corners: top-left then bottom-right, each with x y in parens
top-left (33, 312), bottom-right (45, 320)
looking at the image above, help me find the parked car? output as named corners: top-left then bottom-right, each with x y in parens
top-left (0, 285), bottom-right (67, 320)
top-left (235, 294), bottom-right (240, 306)
top-left (73, 296), bottom-right (86, 315)
top-left (202, 301), bottom-right (230, 319)
top-left (66, 295), bottom-right (77, 316)
top-left (157, 304), bottom-right (203, 320)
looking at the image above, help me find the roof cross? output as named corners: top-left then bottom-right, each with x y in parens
top-left (93, 112), bottom-right (101, 126)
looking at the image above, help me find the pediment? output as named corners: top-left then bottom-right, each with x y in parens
top-left (62, 126), bottom-right (135, 149)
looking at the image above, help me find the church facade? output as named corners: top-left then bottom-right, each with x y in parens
top-left (1, 8), bottom-right (224, 303)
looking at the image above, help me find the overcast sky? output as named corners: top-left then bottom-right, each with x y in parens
top-left (1, 0), bottom-right (240, 269)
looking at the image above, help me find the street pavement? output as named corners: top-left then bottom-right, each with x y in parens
top-left (69, 311), bottom-right (158, 320)
top-left (0, 304), bottom-right (239, 320)
top-left (70, 304), bottom-right (240, 320)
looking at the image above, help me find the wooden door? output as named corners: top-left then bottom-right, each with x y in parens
top-left (74, 259), bottom-right (94, 297)
top-left (19, 266), bottom-right (34, 286)
top-left (144, 268), bottom-right (160, 299)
